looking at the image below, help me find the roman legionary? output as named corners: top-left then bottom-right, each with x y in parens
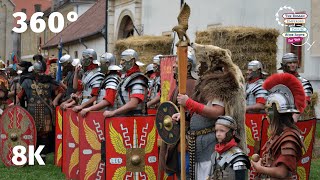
top-left (145, 63), bottom-right (155, 80)
top-left (280, 53), bottom-right (313, 103)
top-left (245, 60), bottom-right (268, 113)
top-left (172, 44), bottom-right (246, 179)
top-left (6, 64), bottom-right (19, 106)
top-left (146, 55), bottom-right (162, 108)
top-left (71, 49), bottom-right (105, 112)
top-left (17, 54), bottom-right (65, 161)
top-left (15, 60), bottom-right (34, 108)
top-left (0, 61), bottom-right (9, 113)
top-left (79, 52), bottom-right (121, 116)
top-left (58, 54), bottom-right (77, 102)
top-left (251, 73), bottom-right (305, 179)
top-left (103, 49), bottom-right (148, 117)
top-left (59, 58), bottom-right (82, 109)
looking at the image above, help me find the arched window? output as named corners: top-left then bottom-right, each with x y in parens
top-left (118, 15), bottom-right (134, 39)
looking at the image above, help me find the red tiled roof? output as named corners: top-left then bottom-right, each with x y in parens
top-left (43, 0), bottom-right (105, 48)
top-left (12, 0), bottom-right (52, 26)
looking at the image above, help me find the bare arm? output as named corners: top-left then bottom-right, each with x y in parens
top-left (87, 99), bottom-right (110, 111)
top-left (80, 99), bottom-right (110, 116)
top-left (78, 96), bottom-right (97, 109)
top-left (53, 93), bottom-right (63, 107)
top-left (113, 97), bottom-right (139, 115)
top-left (147, 95), bottom-right (160, 108)
top-left (73, 67), bottom-right (80, 90)
top-left (104, 97), bottom-right (140, 117)
top-left (199, 104), bottom-right (225, 119)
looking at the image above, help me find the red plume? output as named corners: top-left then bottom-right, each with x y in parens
top-left (263, 73), bottom-right (306, 113)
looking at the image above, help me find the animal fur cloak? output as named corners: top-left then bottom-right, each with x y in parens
top-left (191, 43), bottom-right (247, 152)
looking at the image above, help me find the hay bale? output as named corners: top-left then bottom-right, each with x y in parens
top-left (114, 35), bottom-right (173, 72)
top-left (301, 92), bottom-right (319, 120)
top-left (195, 26), bottom-right (280, 74)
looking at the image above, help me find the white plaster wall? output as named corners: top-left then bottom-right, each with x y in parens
top-left (0, 0), bottom-right (14, 61)
top-left (65, 37), bottom-right (105, 59)
top-left (75, 3), bottom-right (95, 16)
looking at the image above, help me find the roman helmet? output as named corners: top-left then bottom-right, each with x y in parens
top-left (280, 53), bottom-right (298, 72)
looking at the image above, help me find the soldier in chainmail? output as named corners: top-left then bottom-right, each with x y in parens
top-left (103, 49), bottom-right (148, 118)
top-left (245, 60), bottom-right (268, 113)
top-left (79, 52), bottom-right (121, 117)
top-left (207, 116), bottom-right (250, 180)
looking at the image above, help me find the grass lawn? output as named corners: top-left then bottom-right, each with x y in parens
top-left (310, 158), bottom-right (320, 180)
top-left (310, 122), bottom-right (320, 180)
top-left (0, 153), bottom-right (65, 180)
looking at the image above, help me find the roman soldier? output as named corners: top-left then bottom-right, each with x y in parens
top-left (6, 64), bottom-right (19, 106)
top-left (245, 60), bottom-right (268, 113)
top-left (251, 73), bottom-right (305, 179)
top-left (280, 53), bottom-right (313, 103)
top-left (60, 58), bottom-right (82, 110)
top-left (79, 52), bottom-right (121, 116)
top-left (54, 54), bottom-right (77, 105)
top-left (145, 63), bottom-right (155, 80)
top-left (208, 116), bottom-right (250, 180)
top-left (17, 54), bottom-right (65, 161)
top-left (146, 54), bottom-right (162, 108)
top-left (0, 61), bottom-right (9, 113)
top-left (103, 49), bottom-right (148, 117)
top-left (15, 60), bottom-right (33, 108)
top-left (70, 49), bottom-right (105, 112)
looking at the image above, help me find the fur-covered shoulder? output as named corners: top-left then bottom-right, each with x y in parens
top-left (192, 43), bottom-right (247, 152)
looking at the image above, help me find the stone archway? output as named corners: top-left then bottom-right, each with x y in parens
top-left (117, 15), bottom-right (134, 39)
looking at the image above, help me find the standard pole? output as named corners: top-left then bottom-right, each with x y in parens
top-left (105, 0), bottom-right (108, 52)
top-left (177, 46), bottom-right (187, 179)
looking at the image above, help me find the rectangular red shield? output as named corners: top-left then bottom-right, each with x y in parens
top-left (245, 113), bottom-right (266, 179)
top-left (160, 55), bottom-right (177, 103)
top-left (62, 108), bottom-right (79, 179)
top-left (78, 111), bottom-right (105, 180)
top-left (260, 118), bottom-right (317, 180)
top-left (55, 106), bottom-right (63, 167)
top-left (104, 115), bottom-right (158, 179)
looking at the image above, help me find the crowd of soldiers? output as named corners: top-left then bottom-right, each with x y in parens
top-left (0, 47), bottom-right (314, 179)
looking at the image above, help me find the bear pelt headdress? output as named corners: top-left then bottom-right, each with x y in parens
top-left (191, 43), bottom-right (247, 151)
